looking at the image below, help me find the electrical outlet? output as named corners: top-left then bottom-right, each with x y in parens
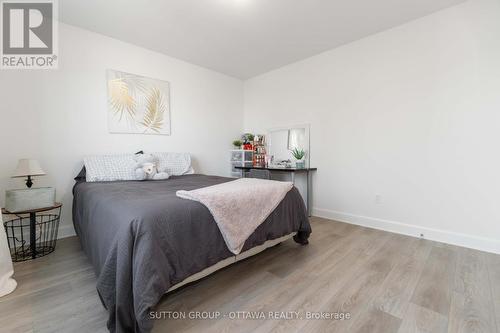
top-left (375, 194), bottom-right (382, 204)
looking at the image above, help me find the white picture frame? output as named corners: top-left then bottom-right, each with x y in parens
top-left (107, 69), bottom-right (171, 135)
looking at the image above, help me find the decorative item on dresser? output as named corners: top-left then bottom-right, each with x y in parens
top-left (290, 147), bottom-right (306, 169)
top-left (241, 133), bottom-right (254, 150)
top-left (232, 140), bottom-right (242, 149)
top-left (252, 134), bottom-right (266, 167)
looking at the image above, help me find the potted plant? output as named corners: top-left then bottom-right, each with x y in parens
top-left (290, 148), bottom-right (306, 168)
top-left (232, 140), bottom-right (242, 149)
top-left (242, 133), bottom-right (255, 150)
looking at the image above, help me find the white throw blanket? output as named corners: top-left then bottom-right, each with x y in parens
top-left (177, 178), bottom-right (293, 254)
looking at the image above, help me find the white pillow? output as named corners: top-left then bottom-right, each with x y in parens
top-left (152, 152), bottom-right (194, 176)
top-left (84, 154), bottom-right (137, 182)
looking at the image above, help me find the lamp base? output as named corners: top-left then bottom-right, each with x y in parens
top-left (25, 176), bottom-right (33, 188)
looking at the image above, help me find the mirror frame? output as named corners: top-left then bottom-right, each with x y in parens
top-left (267, 124), bottom-right (310, 168)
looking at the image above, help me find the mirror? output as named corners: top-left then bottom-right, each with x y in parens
top-left (288, 128), bottom-right (306, 150)
top-left (267, 124), bottom-right (310, 168)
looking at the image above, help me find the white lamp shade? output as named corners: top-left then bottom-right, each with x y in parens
top-left (12, 159), bottom-right (46, 178)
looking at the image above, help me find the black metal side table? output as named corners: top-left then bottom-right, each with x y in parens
top-left (2, 203), bottom-right (62, 262)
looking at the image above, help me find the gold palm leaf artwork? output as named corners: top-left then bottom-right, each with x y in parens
top-left (107, 70), bottom-right (171, 135)
top-left (140, 87), bottom-right (165, 134)
top-left (108, 78), bottom-right (136, 121)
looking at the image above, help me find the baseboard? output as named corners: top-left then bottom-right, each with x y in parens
top-left (57, 224), bottom-right (76, 239)
top-left (312, 207), bottom-right (500, 255)
top-left (55, 210), bottom-right (500, 254)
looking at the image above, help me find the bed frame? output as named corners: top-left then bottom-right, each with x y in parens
top-left (166, 232), bottom-right (297, 293)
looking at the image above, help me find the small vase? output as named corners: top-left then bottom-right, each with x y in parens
top-left (295, 160), bottom-right (305, 169)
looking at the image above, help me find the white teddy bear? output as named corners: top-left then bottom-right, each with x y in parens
top-left (134, 153), bottom-right (170, 180)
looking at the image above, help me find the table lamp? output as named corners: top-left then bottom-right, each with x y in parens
top-left (11, 159), bottom-right (46, 188)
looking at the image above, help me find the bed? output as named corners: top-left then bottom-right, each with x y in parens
top-left (72, 173), bottom-right (311, 333)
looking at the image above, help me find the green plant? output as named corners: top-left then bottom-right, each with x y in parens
top-left (290, 148), bottom-right (305, 160)
top-left (232, 140), bottom-right (243, 147)
top-left (242, 133), bottom-right (255, 143)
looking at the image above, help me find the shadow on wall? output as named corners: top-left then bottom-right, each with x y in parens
top-left (191, 158), bottom-right (200, 174)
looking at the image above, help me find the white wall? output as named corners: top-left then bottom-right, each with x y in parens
top-left (0, 24), bottom-right (244, 237)
top-left (244, 0), bottom-right (500, 253)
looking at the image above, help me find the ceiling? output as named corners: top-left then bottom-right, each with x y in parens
top-left (60, 0), bottom-right (466, 79)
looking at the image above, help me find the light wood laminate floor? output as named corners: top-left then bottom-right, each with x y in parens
top-left (1, 217), bottom-right (499, 333)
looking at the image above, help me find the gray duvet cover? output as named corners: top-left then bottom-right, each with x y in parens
top-left (72, 174), bottom-right (311, 333)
